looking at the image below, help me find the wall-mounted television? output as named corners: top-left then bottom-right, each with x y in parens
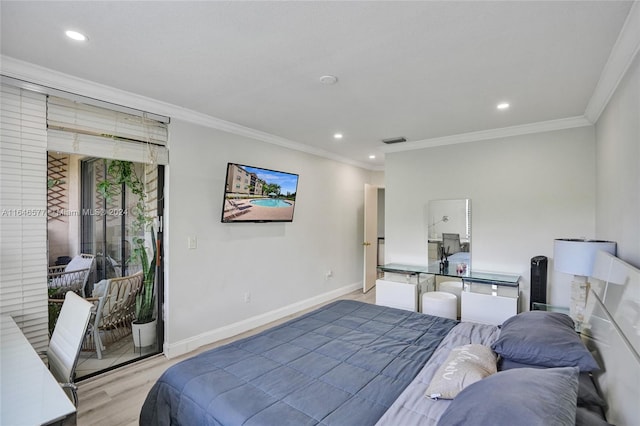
top-left (221, 163), bottom-right (299, 223)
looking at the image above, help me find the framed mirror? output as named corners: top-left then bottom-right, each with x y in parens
top-left (427, 199), bottom-right (471, 265)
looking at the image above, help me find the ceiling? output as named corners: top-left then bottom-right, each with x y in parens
top-left (0, 1), bottom-right (635, 169)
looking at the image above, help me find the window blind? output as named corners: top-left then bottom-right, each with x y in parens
top-left (47, 96), bottom-right (168, 146)
top-left (47, 130), bottom-right (169, 165)
top-left (0, 84), bottom-right (49, 352)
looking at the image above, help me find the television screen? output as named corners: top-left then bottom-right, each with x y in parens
top-left (221, 163), bottom-right (299, 223)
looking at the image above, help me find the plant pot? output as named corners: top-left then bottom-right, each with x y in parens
top-left (132, 319), bottom-right (157, 347)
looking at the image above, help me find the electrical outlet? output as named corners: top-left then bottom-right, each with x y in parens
top-left (325, 270), bottom-right (333, 280)
top-left (243, 292), bottom-right (251, 303)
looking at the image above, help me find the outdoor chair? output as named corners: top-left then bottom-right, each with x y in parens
top-left (87, 271), bottom-right (143, 359)
top-left (224, 199), bottom-right (252, 219)
top-left (48, 253), bottom-right (95, 298)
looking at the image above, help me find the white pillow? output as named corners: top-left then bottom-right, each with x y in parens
top-left (425, 344), bottom-right (497, 400)
top-left (92, 279), bottom-right (109, 297)
top-left (65, 255), bottom-right (92, 272)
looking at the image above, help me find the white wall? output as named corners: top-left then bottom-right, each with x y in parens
top-left (385, 126), bottom-right (597, 309)
top-left (595, 52), bottom-right (640, 267)
top-left (165, 119), bottom-right (373, 353)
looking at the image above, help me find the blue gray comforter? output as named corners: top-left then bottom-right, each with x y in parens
top-left (140, 300), bottom-right (457, 425)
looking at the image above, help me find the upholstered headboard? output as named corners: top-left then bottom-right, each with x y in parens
top-left (582, 251), bottom-right (640, 425)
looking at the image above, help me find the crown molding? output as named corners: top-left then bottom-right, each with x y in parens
top-left (382, 116), bottom-right (592, 153)
top-left (585, 1), bottom-right (640, 123)
top-left (0, 56), bottom-right (375, 171)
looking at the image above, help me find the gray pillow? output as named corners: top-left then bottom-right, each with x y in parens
top-left (425, 344), bottom-right (497, 399)
top-left (499, 359), bottom-right (606, 408)
top-left (491, 311), bottom-right (599, 372)
top-left (577, 373), bottom-right (607, 408)
top-left (437, 367), bottom-right (579, 426)
top-left (575, 407), bottom-right (613, 426)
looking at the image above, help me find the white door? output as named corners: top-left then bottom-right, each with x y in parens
top-left (363, 184), bottom-right (378, 293)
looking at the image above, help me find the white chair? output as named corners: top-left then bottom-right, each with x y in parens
top-left (46, 291), bottom-right (93, 406)
top-left (48, 253), bottom-right (95, 297)
top-left (422, 291), bottom-right (457, 320)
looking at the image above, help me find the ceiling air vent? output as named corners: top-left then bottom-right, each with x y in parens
top-left (382, 136), bottom-right (407, 144)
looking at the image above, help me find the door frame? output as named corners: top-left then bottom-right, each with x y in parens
top-left (363, 184), bottom-right (384, 293)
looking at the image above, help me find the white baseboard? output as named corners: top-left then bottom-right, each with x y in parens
top-left (164, 281), bottom-right (362, 359)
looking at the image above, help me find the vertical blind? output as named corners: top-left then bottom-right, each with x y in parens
top-left (0, 85), bottom-right (49, 352)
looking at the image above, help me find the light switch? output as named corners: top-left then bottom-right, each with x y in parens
top-left (187, 236), bottom-right (197, 249)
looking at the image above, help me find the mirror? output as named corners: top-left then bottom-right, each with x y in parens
top-left (427, 199), bottom-right (471, 265)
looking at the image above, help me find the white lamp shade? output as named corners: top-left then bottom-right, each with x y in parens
top-left (554, 239), bottom-right (616, 277)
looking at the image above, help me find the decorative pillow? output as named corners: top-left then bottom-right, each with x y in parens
top-left (491, 311), bottom-right (600, 371)
top-left (437, 367), bottom-right (580, 426)
top-left (65, 254), bottom-right (91, 272)
top-left (92, 279), bottom-right (109, 298)
top-left (425, 344), bottom-right (497, 400)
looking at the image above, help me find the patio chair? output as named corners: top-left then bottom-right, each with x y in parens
top-left (48, 253), bottom-right (95, 298)
top-left (224, 199), bottom-right (252, 219)
top-left (88, 271), bottom-right (143, 359)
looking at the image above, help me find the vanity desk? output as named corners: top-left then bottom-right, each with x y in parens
top-left (376, 263), bottom-right (520, 325)
top-left (374, 263), bottom-right (435, 312)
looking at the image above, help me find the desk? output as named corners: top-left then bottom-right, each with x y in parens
top-left (374, 266), bottom-right (434, 312)
top-left (377, 263), bottom-right (520, 324)
top-left (379, 262), bottom-right (519, 286)
top-left (1, 316), bottom-right (76, 425)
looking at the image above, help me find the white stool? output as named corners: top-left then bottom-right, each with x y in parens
top-left (439, 281), bottom-right (463, 318)
top-left (422, 291), bottom-right (457, 320)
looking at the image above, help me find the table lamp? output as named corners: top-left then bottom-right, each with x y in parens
top-left (553, 238), bottom-right (616, 326)
top-left (429, 215), bottom-right (449, 239)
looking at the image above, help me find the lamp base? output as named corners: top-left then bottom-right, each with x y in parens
top-left (570, 276), bottom-right (589, 329)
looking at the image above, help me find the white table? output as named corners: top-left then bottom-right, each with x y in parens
top-left (1, 315), bottom-right (76, 425)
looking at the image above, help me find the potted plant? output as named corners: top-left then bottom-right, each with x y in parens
top-left (132, 229), bottom-right (158, 347)
top-left (97, 160), bottom-right (158, 346)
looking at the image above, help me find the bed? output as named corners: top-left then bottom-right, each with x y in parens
top-left (141, 252), bottom-right (639, 426)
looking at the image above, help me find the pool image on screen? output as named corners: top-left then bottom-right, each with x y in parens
top-left (221, 163), bottom-right (299, 223)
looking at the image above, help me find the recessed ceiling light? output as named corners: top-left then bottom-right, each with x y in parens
top-left (333, 133), bottom-right (343, 140)
top-left (320, 75), bottom-right (338, 85)
top-left (369, 155), bottom-right (376, 159)
top-left (497, 102), bottom-right (510, 110)
top-left (65, 30), bottom-right (87, 41)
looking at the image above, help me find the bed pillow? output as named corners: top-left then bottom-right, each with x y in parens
top-left (491, 311), bottom-right (599, 372)
top-left (575, 407), bottom-right (613, 426)
top-left (437, 367), bottom-right (579, 426)
top-left (498, 359), bottom-right (606, 408)
top-left (577, 373), bottom-right (607, 408)
top-left (425, 344), bottom-right (497, 400)
top-left (498, 358), bottom-right (544, 371)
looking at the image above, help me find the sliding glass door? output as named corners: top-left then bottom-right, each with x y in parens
top-left (47, 154), bottom-right (163, 379)
top-left (81, 158), bottom-right (140, 284)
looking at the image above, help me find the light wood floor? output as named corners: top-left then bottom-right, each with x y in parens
top-left (77, 288), bottom-right (375, 425)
